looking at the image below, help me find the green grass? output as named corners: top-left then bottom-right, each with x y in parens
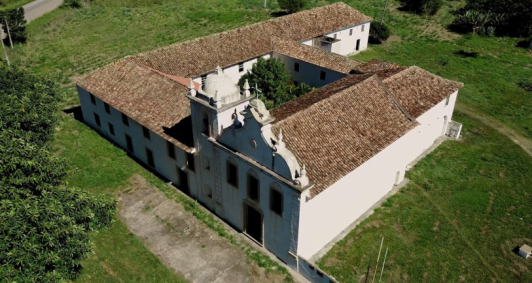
top-left (318, 113), bottom-right (532, 282)
top-left (0, 0), bottom-right (34, 10)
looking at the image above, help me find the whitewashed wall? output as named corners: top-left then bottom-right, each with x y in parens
top-left (77, 87), bottom-right (197, 196)
top-left (272, 53), bottom-right (346, 88)
top-left (192, 54), bottom-right (271, 86)
top-left (297, 91), bottom-right (459, 259)
top-left (324, 22), bottom-right (371, 55)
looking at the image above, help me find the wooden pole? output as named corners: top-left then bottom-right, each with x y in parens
top-left (371, 237), bottom-right (384, 283)
top-left (379, 247), bottom-right (389, 282)
top-left (365, 240), bottom-right (376, 283)
top-left (380, 0), bottom-right (390, 25)
top-left (5, 18), bottom-right (13, 48)
top-left (0, 28), bottom-right (10, 65)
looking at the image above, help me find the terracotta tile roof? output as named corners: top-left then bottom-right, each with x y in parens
top-left (382, 66), bottom-right (464, 117)
top-left (272, 37), bottom-right (363, 74)
top-left (72, 60), bottom-right (194, 151)
top-left (128, 2), bottom-right (371, 78)
top-left (143, 66), bottom-right (201, 90)
top-left (353, 59), bottom-right (407, 79)
top-left (271, 76), bottom-right (418, 197)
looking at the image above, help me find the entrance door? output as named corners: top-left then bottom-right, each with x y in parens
top-left (244, 204), bottom-right (263, 244)
top-left (356, 39), bottom-right (361, 51)
top-left (177, 167), bottom-right (190, 195)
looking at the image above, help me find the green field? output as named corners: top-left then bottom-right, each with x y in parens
top-left (3, 0), bottom-right (532, 281)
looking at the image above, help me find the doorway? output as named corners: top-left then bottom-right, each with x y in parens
top-left (356, 39), bottom-right (361, 51)
top-left (176, 166), bottom-right (190, 195)
top-left (244, 204), bottom-right (263, 244)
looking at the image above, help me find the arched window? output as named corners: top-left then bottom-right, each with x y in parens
top-left (247, 170), bottom-right (260, 202)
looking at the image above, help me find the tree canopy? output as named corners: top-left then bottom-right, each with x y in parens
top-left (0, 8), bottom-right (27, 44)
top-left (277, 0), bottom-right (307, 14)
top-left (399, 0), bottom-right (443, 16)
top-left (0, 66), bottom-right (116, 282)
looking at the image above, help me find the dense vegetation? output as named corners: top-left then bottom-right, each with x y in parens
top-left (369, 21), bottom-right (391, 42)
top-left (277, 0), bottom-right (307, 13)
top-left (237, 57), bottom-right (314, 109)
top-left (0, 8), bottom-right (26, 44)
top-left (0, 66), bottom-right (116, 282)
top-left (399, 0), bottom-right (443, 16)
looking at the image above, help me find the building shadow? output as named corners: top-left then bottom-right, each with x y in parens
top-left (516, 39), bottom-right (532, 49)
top-left (269, 11), bottom-right (289, 18)
top-left (453, 50), bottom-right (479, 58)
top-left (63, 105), bottom-right (84, 122)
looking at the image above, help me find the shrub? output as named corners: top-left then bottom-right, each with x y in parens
top-left (0, 8), bottom-right (27, 44)
top-left (277, 0), bottom-right (307, 13)
top-left (369, 21), bottom-right (391, 43)
top-left (62, 0), bottom-right (82, 8)
top-left (400, 0), bottom-right (443, 16)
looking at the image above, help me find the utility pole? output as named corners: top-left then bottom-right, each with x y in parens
top-left (1, 28), bottom-right (10, 65)
top-left (264, 0), bottom-right (267, 8)
top-left (380, 0), bottom-right (390, 25)
top-left (371, 237), bottom-right (384, 283)
top-left (378, 247), bottom-right (388, 282)
top-left (365, 240), bottom-right (376, 283)
top-left (5, 18), bottom-right (13, 48)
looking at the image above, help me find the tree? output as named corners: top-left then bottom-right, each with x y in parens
top-left (400, 0), bottom-right (443, 16)
top-left (238, 58), bottom-right (291, 109)
top-left (369, 21), bottom-right (391, 43)
top-left (453, 0), bottom-right (532, 37)
top-left (277, 0), bottom-right (307, 13)
top-left (0, 8), bottom-right (27, 44)
top-left (0, 65), bottom-right (61, 146)
top-left (0, 67), bottom-right (116, 282)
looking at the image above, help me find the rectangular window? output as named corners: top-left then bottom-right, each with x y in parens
top-left (201, 75), bottom-right (207, 84)
top-left (362, 24), bottom-right (365, 32)
top-left (270, 188), bottom-right (283, 216)
top-left (121, 113), bottom-right (129, 127)
top-left (227, 162), bottom-right (238, 188)
top-left (204, 157), bottom-right (211, 171)
top-left (104, 102), bottom-right (110, 114)
top-left (238, 62), bottom-right (244, 73)
top-left (349, 28), bottom-right (353, 36)
top-left (166, 140), bottom-right (176, 160)
top-left (108, 122), bottom-right (115, 136)
top-left (445, 96), bottom-right (451, 106)
top-left (294, 62), bottom-right (299, 72)
top-left (320, 71), bottom-right (326, 81)
top-left (145, 148), bottom-right (155, 168)
top-left (186, 152), bottom-right (195, 172)
top-left (90, 93), bottom-right (96, 105)
top-left (142, 126), bottom-right (151, 140)
top-left (125, 134), bottom-right (134, 153)
top-left (317, 270), bottom-right (323, 277)
top-left (247, 174), bottom-right (260, 202)
top-left (94, 113), bottom-right (101, 127)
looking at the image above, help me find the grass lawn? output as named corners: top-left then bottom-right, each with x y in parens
top-left (317, 113), bottom-right (532, 282)
top-left (0, 0), bottom-right (34, 10)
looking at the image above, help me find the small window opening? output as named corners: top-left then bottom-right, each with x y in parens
top-left (270, 187), bottom-right (283, 216)
top-left (186, 152), bottom-right (195, 172)
top-left (349, 29), bottom-right (353, 36)
top-left (247, 174), bottom-right (260, 202)
top-left (294, 62), bottom-right (300, 72)
top-left (108, 122), bottom-right (115, 136)
top-left (145, 148), bottom-right (155, 168)
top-left (227, 161), bottom-right (238, 188)
top-left (125, 134), bottom-right (134, 153)
top-left (362, 24), bottom-right (365, 32)
top-left (90, 93), bottom-right (96, 105)
top-left (122, 113), bottom-right (129, 127)
top-left (201, 75), bottom-right (207, 84)
top-left (142, 126), bottom-right (151, 140)
top-left (317, 270), bottom-right (323, 277)
top-left (238, 62), bottom-right (244, 73)
top-left (445, 96), bottom-right (451, 106)
top-left (166, 140), bottom-right (176, 160)
top-left (320, 71), bottom-right (326, 81)
top-left (204, 157), bottom-right (211, 171)
top-left (94, 113), bottom-right (101, 127)
top-left (104, 102), bottom-right (110, 114)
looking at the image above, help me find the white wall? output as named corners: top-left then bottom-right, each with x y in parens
top-left (192, 54), bottom-right (271, 86)
top-left (77, 87), bottom-right (198, 196)
top-left (297, 91), bottom-right (459, 259)
top-left (272, 53), bottom-right (346, 88)
top-left (324, 22), bottom-right (370, 56)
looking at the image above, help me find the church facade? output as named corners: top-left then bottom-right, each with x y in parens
top-left (73, 2), bottom-right (463, 274)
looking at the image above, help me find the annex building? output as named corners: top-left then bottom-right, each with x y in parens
top-left (73, 2), bottom-right (463, 279)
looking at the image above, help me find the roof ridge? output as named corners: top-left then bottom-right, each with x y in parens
top-left (373, 74), bottom-right (415, 121)
top-left (275, 74), bottom-right (376, 126)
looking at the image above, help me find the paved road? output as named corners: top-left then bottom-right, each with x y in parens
top-left (23, 0), bottom-right (63, 22)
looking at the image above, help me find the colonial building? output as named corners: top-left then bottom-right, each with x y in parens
top-left (73, 2), bottom-right (463, 276)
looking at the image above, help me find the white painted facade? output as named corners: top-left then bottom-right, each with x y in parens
top-left (272, 53), bottom-right (346, 88)
top-left (301, 22), bottom-right (371, 56)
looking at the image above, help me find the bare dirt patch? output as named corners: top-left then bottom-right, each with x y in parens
top-left (118, 175), bottom-right (286, 283)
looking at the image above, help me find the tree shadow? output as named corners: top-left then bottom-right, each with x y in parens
top-left (516, 39), bottom-right (532, 49)
top-left (453, 50), bottom-right (479, 58)
top-left (368, 36), bottom-right (382, 45)
top-left (269, 11), bottom-right (289, 18)
top-left (63, 105), bottom-right (84, 122)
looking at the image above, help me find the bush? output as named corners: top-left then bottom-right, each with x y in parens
top-left (277, 0), bottom-right (307, 13)
top-left (369, 21), bottom-right (391, 43)
top-left (0, 65), bottom-right (62, 146)
top-left (62, 0), bottom-right (82, 8)
top-left (0, 8), bottom-right (27, 44)
top-left (400, 0), bottom-right (443, 16)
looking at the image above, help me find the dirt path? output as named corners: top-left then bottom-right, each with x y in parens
top-left (118, 175), bottom-right (286, 283)
top-left (456, 103), bottom-right (532, 158)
